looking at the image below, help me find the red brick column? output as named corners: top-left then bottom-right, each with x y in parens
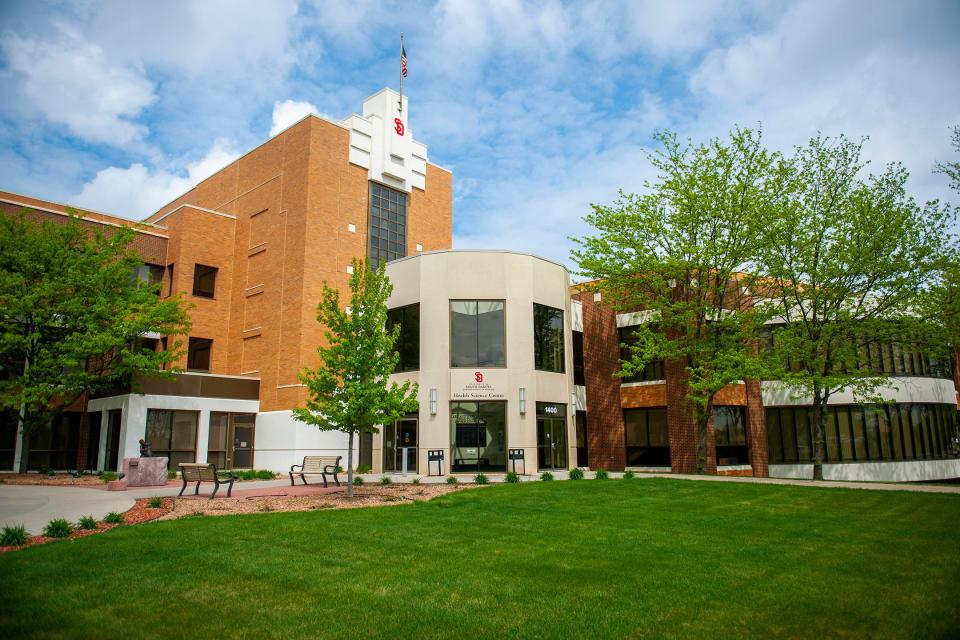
top-left (76, 411), bottom-right (91, 470)
top-left (576, 292), bottom-right (626, 471)
top-left (744, 378), bottom-right (768, 477)
top-left (666, 356), bottom-right (697, 473)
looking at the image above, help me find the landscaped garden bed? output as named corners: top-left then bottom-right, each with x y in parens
top-left (0, 497), bottom-right (174, 553)
top-left (162, 482), bottom-right (477, 520)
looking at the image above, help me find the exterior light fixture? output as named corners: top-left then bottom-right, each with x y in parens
top-left (519, 387), bottom-right (526, 415)
top-left (571, 391), bottom-right (577, 412)
top-left (430, 388), bottom-right (437, 415)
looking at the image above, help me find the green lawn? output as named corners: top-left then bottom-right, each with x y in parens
top-left (2, 479), bottom-right (959, 639)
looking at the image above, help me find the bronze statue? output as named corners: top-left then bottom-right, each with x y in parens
top-left (139, 439), bottom-right (153, 457)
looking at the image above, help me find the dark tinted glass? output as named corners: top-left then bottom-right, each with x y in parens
top-left (192, 264), bottom-right (217, 298)
top-left (450, 301), bottom-right (505, 367)
top-left (367, 183), bottom-right (408, 269)
top-left (387, 304), bottom-right (420, 372)
top-left (534, 303), bottom-right (564, 373)
top-left (187, 337), bottom-right (212, 371)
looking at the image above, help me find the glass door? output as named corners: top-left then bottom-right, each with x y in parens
top-left (105, 409), bottom-right (122, 471)
top-left (384, 419), bottom-right (418, 473)
top-left (231, 414), bottom-right (255, 469)
top-left (450, 402), bottom-right (507, 472)
top-left (537, 418), bottom-right (567, 469)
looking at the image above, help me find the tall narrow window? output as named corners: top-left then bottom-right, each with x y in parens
top-left (368, 183), bottom-right (408, 269)
top-left (572, 331), bottom-right (585, 386)
top-left (533, 303), bottom-right (565, 373)
top-left (450, 301), bottom-right (505, 367)
top-left (187, 337), bottom-right (212, 372)
top-left (192, 264), bottom-right (218, 298)
top-left (387, 304), bottom-right (420, 372)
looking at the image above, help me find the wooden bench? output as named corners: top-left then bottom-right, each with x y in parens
top-left (178, 463), bottom-right (238, 498)
top-left (290, 455), bottom-right (342, 488)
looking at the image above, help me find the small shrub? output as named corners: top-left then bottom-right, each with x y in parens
top-left (98, 471), bottom-right (117, 483)
top-left (540, 471), bottom-right (554, 481)
top-left (43, 518), bottom-right (72, 538)
top-left (380, 476), bottom-right (393, 485)
top-left (147, 496), bottom-right (164, 509)
top-left (355, 464), bottom-right (372, 474)
top-left (104, 512), bottom-right (124, 524)
top-left (235, 469), bottom-right (277, 481)
top-left (623, 469), bottom-right (635, 480)
top-left (412, 477), bottom-right (421, 485)
top-left (353, 476), bottom-right (364, 486)
top-left (167, 470), bottom-right (178, 480)
top-left (505, 471), bottom-right (520, 483)
top-left (0, 524), bottom-right (27, 546)
top-left (336, 466), bottom-right (345, 474)
top-left (474, 473), bottom-right (489, 485)
top-left (77, 515), bottom-right (98, 530)
top-left (446, 476), bottom-right (458, 485)
top-left (569, 468), bottom-right (584, 480)
top-left (256, 469), bottom-right (276, 480)
top-left (38, 466), bottom-right (55, 477)
top-left (595, 468), bottom-right (609, 480)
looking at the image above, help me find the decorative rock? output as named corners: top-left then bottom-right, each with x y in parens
top-left (106, 479), bottom-right (128, 491)
top-left (123, 457), bottom-right (169, 487)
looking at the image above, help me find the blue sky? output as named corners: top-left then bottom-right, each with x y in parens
top-left (0, 0), bottom-right (958, 268)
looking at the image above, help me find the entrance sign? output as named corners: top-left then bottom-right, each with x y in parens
top-left (450, 369), bottom-right (507, 400)
top-left (509, 448), bottom-right (525, 475)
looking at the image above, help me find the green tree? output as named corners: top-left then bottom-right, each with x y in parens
top-left (294, 258), bottom-right (418, 496)
top-left (573, 129), bottom-right (779, 473)
top-left (0, 211), bottom-right (191, 472)
top-left (759, 135), bottom-right (954, 479)
top-left (935, 125), bottom-right (960, 194)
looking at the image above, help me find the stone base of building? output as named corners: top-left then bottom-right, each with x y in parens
top-left (769, 459), bottom-right (960, 483)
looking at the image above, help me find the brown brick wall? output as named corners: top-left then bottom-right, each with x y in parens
top-left (620, 383), bottom-right (666, 408)
top-left (745, 378), bottom-right (768, 477)
top-left (575, 291), bottom-right (626, 471)
top-left (0, 196), bottom-right (168, 265)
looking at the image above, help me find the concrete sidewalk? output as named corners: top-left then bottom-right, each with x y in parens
top-left (0, 485), bottom-right (136, 535)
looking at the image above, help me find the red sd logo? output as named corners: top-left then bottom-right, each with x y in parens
top-left (474, 372), bottom-right (483, 383)
top-left (393, 118), bottom-right (405, 136)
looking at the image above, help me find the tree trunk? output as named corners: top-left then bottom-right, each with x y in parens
top-left (16, 354), bottom-right (30, 473)
top-left (346, 431), bottom-right (354, 498)
top-left (811, 388), bottom-right (825, 481)
top-left (697, 415), bottom-right (709, 474)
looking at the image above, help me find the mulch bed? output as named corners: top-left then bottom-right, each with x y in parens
top-left (0, 498), bottom-right (174, 553)
top-left (162, 482), bottom-right (481, 520)
top-left (1, 473), bottom-right (112, 487)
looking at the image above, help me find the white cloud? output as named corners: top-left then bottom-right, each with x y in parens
top-left (269, 99), bottom-right (326, 137)
top-left (73, 139), bottom-right (241, 218)
top-left (90, 0), bottom-right (299, 79)
top-left (687, 0), bottom-right (960, 201)
top-left (1, 26), bottom-right (155, 145)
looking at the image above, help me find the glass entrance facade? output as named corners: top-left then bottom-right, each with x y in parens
top-left (450, 402), bottom-right (506, 472)
top-left (537, 402), bottom-right (567, 469)
top-left (384, 418), bottom-right (418, 473)
top-left (207, 412), bottom-right (256, 469)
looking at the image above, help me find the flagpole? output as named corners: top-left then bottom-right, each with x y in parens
top-left (399, 33), bottom-right (404, 115)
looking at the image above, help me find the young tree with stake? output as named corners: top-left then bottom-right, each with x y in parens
top-left (294, 258), bottom-right (418, 496)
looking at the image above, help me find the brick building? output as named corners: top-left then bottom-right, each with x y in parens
top-left (2, 86), bottom-right (959, 482)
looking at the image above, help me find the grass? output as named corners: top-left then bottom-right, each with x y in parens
top-left (1, 479), bottom-right (958, 639)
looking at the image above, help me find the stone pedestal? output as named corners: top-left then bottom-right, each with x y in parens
top-left (123, 457), bottom-right (169, 487)
top-left (106, 479), bottom-right (128, 491)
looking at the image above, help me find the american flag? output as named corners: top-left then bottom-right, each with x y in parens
top-left (401, 46), bottom-right (408, 77)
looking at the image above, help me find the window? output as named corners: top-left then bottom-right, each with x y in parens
top-left (765, 404), bottom-right (960, 464)
top-left (146, 409), bottom-right (198, 466)
top-left (534, 303), bottom-right (565, 373)
top-left (133, 264), bottom-right (164, 293)
top-left (192, 264), bottom-right (218, 298)
top-left (714, 406), bottom-right (749, 465)
top-left (623, 408), bottom-right (670, 466)
top-left (450, 301), bottom-right (505, 367)
top-left (618, 327), bottom-right (665, 382)
top-left (26, 412), bottom-right (80, 470)
top-left (166, 264), bottom-right (175, 297)
top-left (187, 337), bottom-right (212, 371)
top-left (573, 331), bottom-right (585, 385)
top-left (368, 182), bottom-right (408, 269)
top-left (450, 402), bottom-right (507, 472)
top-left (387, 304), bottom-right (420, 372)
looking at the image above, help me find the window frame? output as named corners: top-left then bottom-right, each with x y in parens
top-left (187, 337), bottom-right (213, 372)
top-left (449, 299), bottom-right (507, 368)
top-left (367, 182), bottom-right (408, 269)
top-left (533, 302), bottom-right (565, 374)
top-left (192, 264), bottom-right (218, 299)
